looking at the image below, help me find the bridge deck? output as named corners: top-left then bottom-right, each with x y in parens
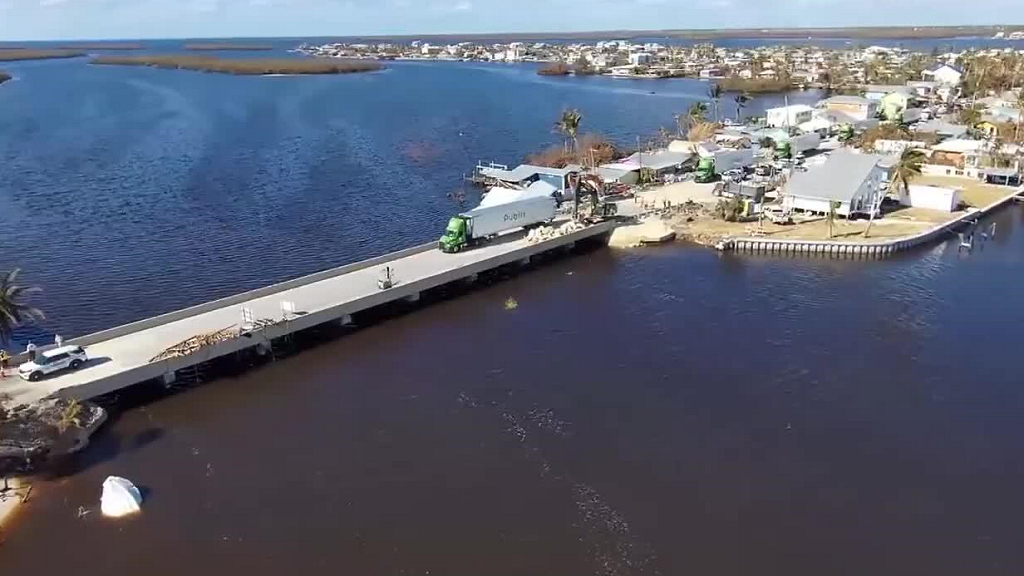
top-left (0, 221), bottom-right (614, 405)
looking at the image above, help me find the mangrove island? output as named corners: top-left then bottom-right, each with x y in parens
top-left (0, 49), bottom-right (87, 62)
top-left (90, 55), bottom-right (385, 75)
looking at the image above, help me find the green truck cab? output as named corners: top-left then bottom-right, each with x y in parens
top-left (694, 157), bottom-right (717, 183)
top-left (439, 216), bottom-right (469, 253)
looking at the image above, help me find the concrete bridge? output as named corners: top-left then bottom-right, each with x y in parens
top-left (0, 221), bottom-right (615, 406)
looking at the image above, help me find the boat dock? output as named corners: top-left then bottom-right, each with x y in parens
top-left (0, 221), bottom-right (616, 406)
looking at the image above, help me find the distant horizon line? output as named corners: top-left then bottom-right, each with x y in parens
top-left (3, 23), bottom-right (1024, 44)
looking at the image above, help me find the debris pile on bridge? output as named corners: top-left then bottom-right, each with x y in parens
top-left (149, 316), bottom-right (285, 363)
top-left (526, 221), bottom-right (585, 244)
top-left (149, 326), bottom-right (240, 362)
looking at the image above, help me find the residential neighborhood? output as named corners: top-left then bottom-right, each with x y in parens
top-left (446, 39), bottom-right (1024, 246)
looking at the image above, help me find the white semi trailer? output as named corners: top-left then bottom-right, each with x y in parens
top-left (438, 195), bottom-right (556, 253)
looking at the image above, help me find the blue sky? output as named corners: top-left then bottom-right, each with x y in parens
top-left (0, 0), bottom-right (1020, 41)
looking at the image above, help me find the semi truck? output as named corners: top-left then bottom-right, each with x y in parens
top-left (694, 157), bottom-right (717, 183)
top-left (438, 195), bottom-right (556, 253)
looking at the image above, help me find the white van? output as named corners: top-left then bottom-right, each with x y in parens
top-left (19, 345), bottom-right (88, 381)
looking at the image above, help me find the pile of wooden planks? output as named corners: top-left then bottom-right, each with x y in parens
top-left (149, 326), bottom-right (239, 363)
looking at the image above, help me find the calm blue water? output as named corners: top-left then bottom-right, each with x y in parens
top-left (0, 55), bottom-right (820, 344)
top-left (4, 45), bottom-right (1024, 576)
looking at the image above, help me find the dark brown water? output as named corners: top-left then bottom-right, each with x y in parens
top-left (4, 206), bottom-right (1024, 574)
top-left (4, 45), bottom-right (1024, 575)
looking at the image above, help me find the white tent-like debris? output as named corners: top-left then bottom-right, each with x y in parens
top-left (101, 476), bottom-right (143, 518)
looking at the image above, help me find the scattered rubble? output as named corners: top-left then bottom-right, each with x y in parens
top-left (148, 318), bottom-right (281, 363)
top-left (0, 397), bottom-right (107, 472)
top-left (526, 221), bottom-right (586, 243)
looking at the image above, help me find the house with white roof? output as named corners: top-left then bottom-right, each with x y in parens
top-left (782, 150), bottom-right (889, 217)
top-left (922, 64), bottom-right (963, 86)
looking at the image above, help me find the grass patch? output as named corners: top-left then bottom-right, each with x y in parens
top-left (0, 49), bottom-right (86, 62)
top-left (912, 175), bottom-right (1014, 208)
top-left (90, 55), bottom-right (384, 75)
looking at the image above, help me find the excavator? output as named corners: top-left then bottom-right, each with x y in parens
top-left (566, 172), bottom-right (618, 223)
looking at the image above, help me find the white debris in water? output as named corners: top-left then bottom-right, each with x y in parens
top-left (100, 476), bottom-right (142, 518)
top-left (526, 221), bottom-right (586, 243)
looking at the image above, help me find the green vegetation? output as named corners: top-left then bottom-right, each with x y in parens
top-left (0, 269), bottom-right (44, 345)
top-left (184, 43), bottom-right (274, 51)
top-left (958, 104), bottom-right (983, 127)
top-left (961, 51), bottom-right (1024, 98)
top-left (866, 148), bottom-right (926, 238)
top-left (572, 56), bottom-right (599, 76)
top-left (707, 83), bottom-right (723, 122)
top-left (0, 49), bottom-right (86, 62)
top-left (537, 62), bottom-right (571, 76)
top-left (715, 77), bottom-right (792, 93)
top-left (90, 55), bottom-right (384, 75)
top-left (553, 108), bottom-right (583, 151)
top-left (714, 196), bottom-right (746, 222)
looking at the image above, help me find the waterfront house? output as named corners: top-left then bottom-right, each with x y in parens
top-left (766, 104), bottom-right (814, 128)
top-left (922, 64), bottom-right (963, 86)
top-left (600, 150), bottom-right (694, 183)
top-left (782, 150), bottom-right (888, 217)
top-left (817, 95), bottom-right (879, 122)
top-left (477, 164), bottom-right (579, 194)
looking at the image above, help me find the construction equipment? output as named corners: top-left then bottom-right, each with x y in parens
top-left (567, 172), bottom-right (618, 223)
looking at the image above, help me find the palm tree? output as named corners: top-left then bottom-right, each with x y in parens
top-left (864, 148), bottom-right (925, 238)
top-left (1016, 91), bottom-right (1024, 142)
top-left (827, 201), bottom-right (841, 239)
top-left (553, 109), bottom-right (583, 152)
top-left (676, 102), bottom-right (708, 137)
top-left (687, 101), bottom-right (708, 125)
top-left (734, 92), bottom-right (750, 122)
top-left (707, 84), bottom-right (723, 123)
top-left (0, 268), bottom-right (44, 344)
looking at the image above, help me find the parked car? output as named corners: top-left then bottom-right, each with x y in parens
top-left (723, 169), bottom-right (744, 182)
top-left (19, 345), bottom-right (88, 381)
